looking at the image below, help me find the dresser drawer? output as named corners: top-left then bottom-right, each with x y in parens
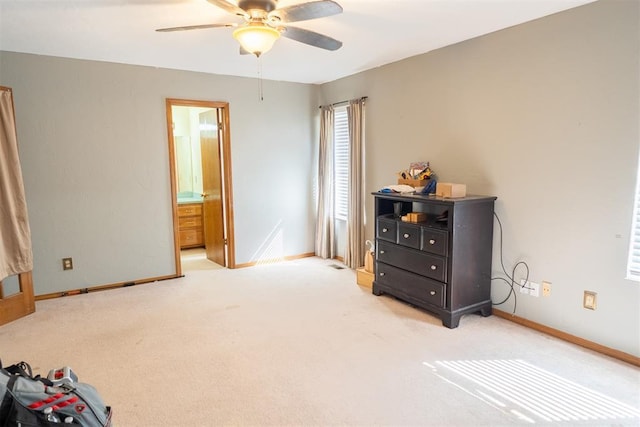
top-left (377, 240), bottom-right (447, 282)
top-left (178, 204), bottom-right (202, 217)
top-left (178, 203), bottom-right (204, 248)
top-left (179, 215), bottom-right (203, 229)
top-left (377, 218), bottom-right (397, 242)
top-left (397, 222), bottom-right (421, 249)
top-left (179, 229), bottom-right (204, 246)
top-left (421, 227), bottom-right (448, 256)
top-left (376, 262), bottom-right (445, 308)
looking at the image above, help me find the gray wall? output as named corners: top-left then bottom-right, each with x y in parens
top-left (0, 52), bottom-right (319, 293)
top-left (1, 0), bottom-right (638, 357)
top-left (320, 0), bottom-right (639, 356)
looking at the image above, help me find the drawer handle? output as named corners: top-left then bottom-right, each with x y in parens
top-left (430, 265), bottom-right (437, 270)
top-left (382, 228), bottom-right (388, 232)
top-left (403, 233), bottom-right (410, 239)
top-left (430, 290), bottom-right (436, 296)
top-left (380, 272), bottom-right (385, 277)
top-left (429, 239), bottom-right (436, 245)
top-left (380, 250), bottom-right (385, 254)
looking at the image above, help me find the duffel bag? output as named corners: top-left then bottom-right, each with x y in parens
top-left (0, 360), bottom-right (112, 426)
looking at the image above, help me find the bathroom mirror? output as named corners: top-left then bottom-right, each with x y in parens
top-left (172, 105), bottom-right (212, 203)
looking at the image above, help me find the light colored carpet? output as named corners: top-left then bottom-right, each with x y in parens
top-left (1, 257), bottom-right (639, 426)
top-left (181, 247), bottom-right (224, 271)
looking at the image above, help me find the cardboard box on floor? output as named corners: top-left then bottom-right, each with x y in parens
top-left (356, 268), bottom-right (374, 288)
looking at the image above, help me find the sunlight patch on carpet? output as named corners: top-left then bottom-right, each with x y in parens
top-left (425, 359), bottom-right (640, 424)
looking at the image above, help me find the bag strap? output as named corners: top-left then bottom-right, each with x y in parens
top-left (3, 361), bottom-right (53, 387)
top-left (5, 361), bottom-right (33, 378)
top-left (6, 375), bottom-right (18, 392)
top-left (0, 372), bottom-right (18, 423)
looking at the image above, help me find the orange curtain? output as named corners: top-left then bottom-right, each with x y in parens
top-left (0, 86), bottom-right (33, 281)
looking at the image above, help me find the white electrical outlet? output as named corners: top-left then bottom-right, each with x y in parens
top-left (520, 279), bottom-right (540, 296)
top-left (529, 281), bottom-right (540, 297)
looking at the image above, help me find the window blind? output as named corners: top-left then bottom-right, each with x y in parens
top-left (334, 107), bottom-right (349, 221)
top-left (627, 168), bottom-right (640, 281)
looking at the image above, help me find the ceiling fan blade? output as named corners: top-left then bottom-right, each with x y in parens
top-left (206, 0), bottom-right (249, 17)
top-left (156, 23), bottom-right (237, 32)
top-left (280, 26), bottom-right (342, 51)
top-left (270, 0), bottom-right (342, 23)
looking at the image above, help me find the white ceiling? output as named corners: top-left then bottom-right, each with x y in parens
top-left (0, 0), bottom-right (596, 85)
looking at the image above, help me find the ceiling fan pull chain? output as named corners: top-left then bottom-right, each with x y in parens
top-left (258, 56), bottom-right (264, 101)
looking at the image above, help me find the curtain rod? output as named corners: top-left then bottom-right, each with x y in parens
top-left (319, 96), bottom-right (367, 109)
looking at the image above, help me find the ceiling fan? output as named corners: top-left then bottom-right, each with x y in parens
top-left (156, 0), bottom-right (343, 57)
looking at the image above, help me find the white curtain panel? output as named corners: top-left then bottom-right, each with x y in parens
top-left (345, 98), bottom-right (365, 269)
top-left (0, 87), bottom-right (33, 281)
top-left (315, 106), bottom-right (335, 259)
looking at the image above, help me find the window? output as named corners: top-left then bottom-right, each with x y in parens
top-left (627, 163), bottom-right (640, 281)
top-left (333, 106), bottom-right (349, 221)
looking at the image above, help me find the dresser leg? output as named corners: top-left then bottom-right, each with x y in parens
top-left (442, 313), bottom-right (460, 329)
top-left (480, 305), bottom-right (493, 317)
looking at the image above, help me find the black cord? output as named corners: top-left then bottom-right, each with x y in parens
top-left (491, 212), bottom-right (530, 314)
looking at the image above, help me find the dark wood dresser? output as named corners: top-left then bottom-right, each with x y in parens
top-left (372, 192), bottom-right (497, 328)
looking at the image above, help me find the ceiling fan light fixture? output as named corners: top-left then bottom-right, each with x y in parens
top-left (233, 24), bottom-right (280, 57)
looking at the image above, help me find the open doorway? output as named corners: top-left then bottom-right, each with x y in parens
top-left (165, 98), bottom-right (235, 275)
